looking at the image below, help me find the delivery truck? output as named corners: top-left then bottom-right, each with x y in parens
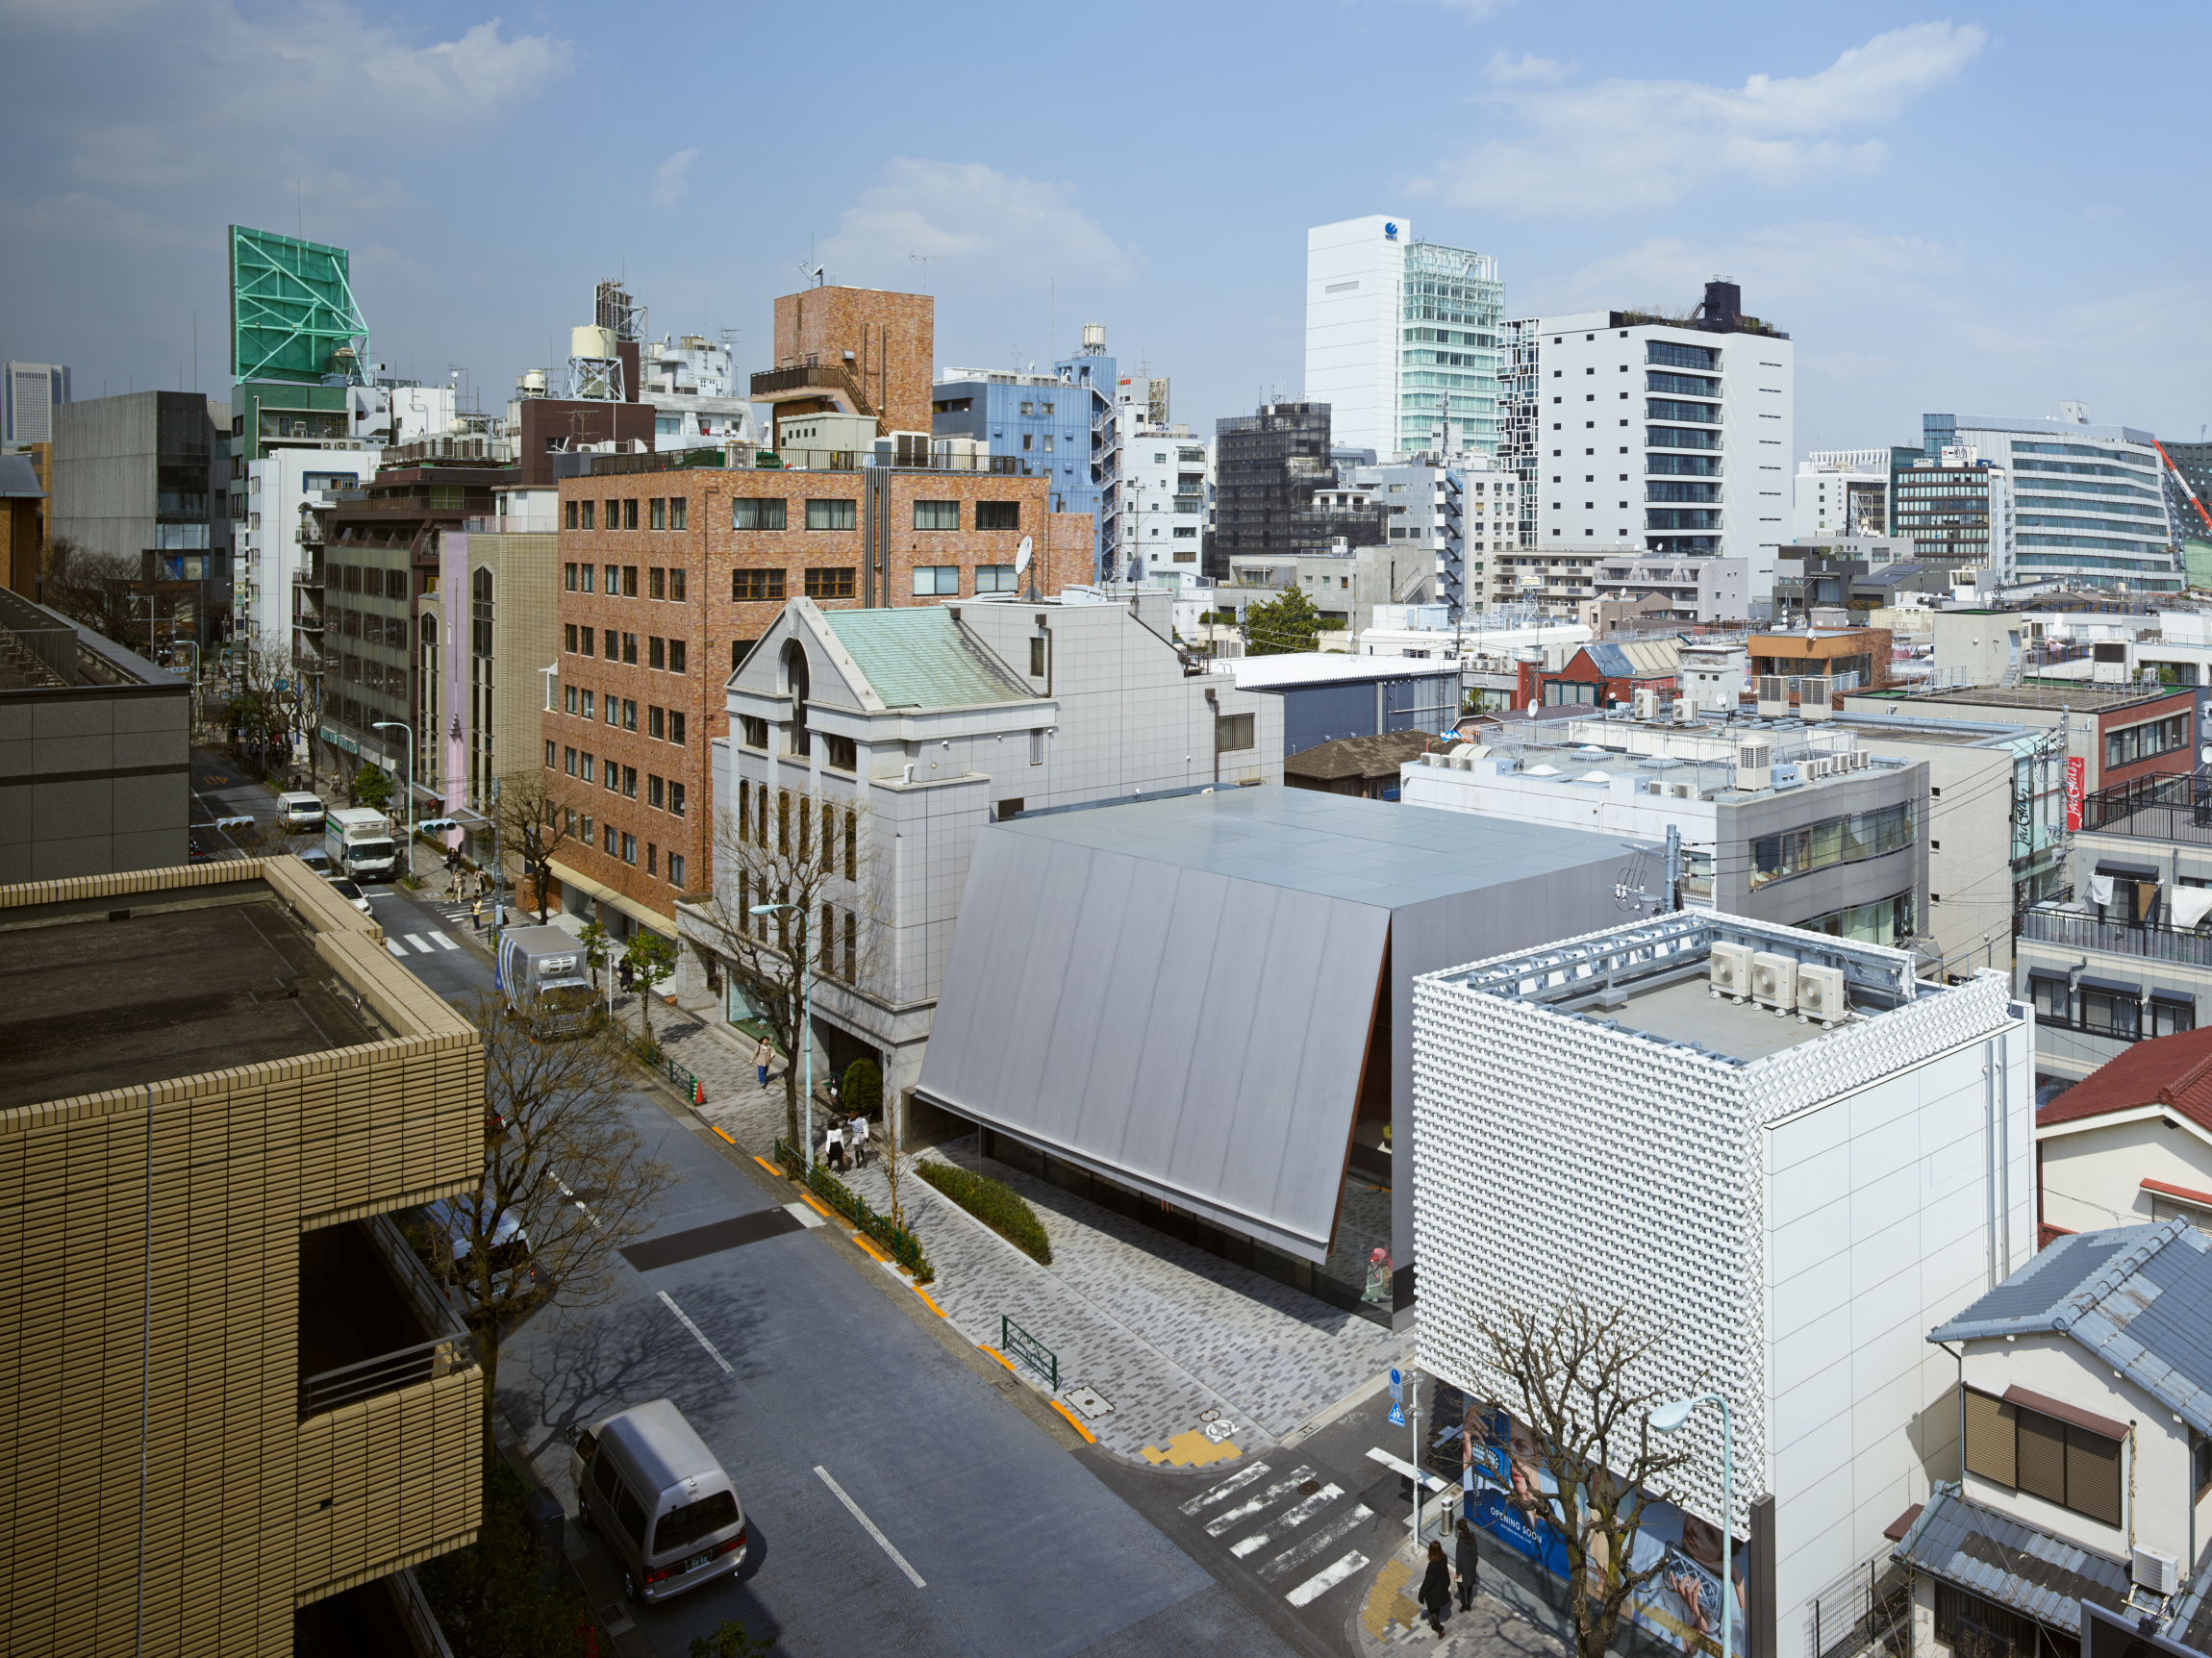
top-left (324, 807), bottom-right (398, 883)
top-left (498, 925), bottom-right (601, 1035)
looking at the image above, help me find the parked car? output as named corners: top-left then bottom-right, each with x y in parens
top-left (294, 848), bottom-right (333, 878)
top-left (571, 1400), bottom-right (747, 1604)
top-left (326, 878), bottom-right (372, 915)
top-left (276, 791), bottom-right (326, 832)
top-left (422, 1198), bottom-right (534, 1296)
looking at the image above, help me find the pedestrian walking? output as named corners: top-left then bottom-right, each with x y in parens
top-left (470, 897), bottom-right (483, 933)
top-left (752, 1036), bottom-right (773, 1089)
top-left (617, 958), bottom-right (635, 993)
top-left (848, 1114), bottom-right (870, 1168)
top-left (1454, 1518), bottom-right (1479, 1613)
top-left (824, 1120), bottom-right (846, 1173)
top-left (1419, 1540), bottom-right (1451, 1636)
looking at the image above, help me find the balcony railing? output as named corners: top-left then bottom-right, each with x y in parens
top-left (2018, 906), bottom-right (2212, 967)
top-left (750, 362), bottom-right (876, 414)
top-left (301, 1329), bottom-right (475, 1416)
top-left (2081, 774), bottom-right (2212, 844)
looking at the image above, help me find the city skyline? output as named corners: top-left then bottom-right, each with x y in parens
top-left (1, 1), bottom-right (2205, 457)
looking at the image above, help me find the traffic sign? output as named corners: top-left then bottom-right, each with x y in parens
top-left (1389, 1401), bottom-right (1405, 1427)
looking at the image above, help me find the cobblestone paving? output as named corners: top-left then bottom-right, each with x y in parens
top-left (1359, 1534), bottom-right (1567, 1658)
top-left (661, 1003), bottom-right (1412, 1467)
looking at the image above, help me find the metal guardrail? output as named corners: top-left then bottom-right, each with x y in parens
top-left (2017, 907), bottom-right (2212, 967)
top-left (1000, 1315), bottom-right (1057, 1392)
top-left (301, 1329), bottom-right (475, 1416)
top-left (773, 1136), bottom-right (933, 1282)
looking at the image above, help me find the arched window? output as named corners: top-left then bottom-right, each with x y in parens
top-left (471, 567), bottom-right (493, 659)
top-left (780, 640), bottom-right (811, 757)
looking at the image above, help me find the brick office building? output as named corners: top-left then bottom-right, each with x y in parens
top-left (543, 457), bottom-right (1090, 934)
top-left (754, 287), bottom-right (935, 438)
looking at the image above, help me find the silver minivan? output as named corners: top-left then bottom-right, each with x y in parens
top-left (571, 1399), bottom-right (746, 1604)
top-left (276, 791), bottom-right (326, 831)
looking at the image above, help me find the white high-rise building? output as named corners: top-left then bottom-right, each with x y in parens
top-left (1305, 215), bottom-right (1503, 463)
top-left (1792, 450), bottom-right (1891, 540)
top-left (1503, 283), bottom-right (1794, 608)
top-left (5, 362), bottom-right (69, 446)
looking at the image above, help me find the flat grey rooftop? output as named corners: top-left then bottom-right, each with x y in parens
top-left (1602, 976), bottom-right (1829, 1062)
top-left (998, 785), bottom-right (1622, 909)
top-left (0, 899), bottom-right (378, 1111)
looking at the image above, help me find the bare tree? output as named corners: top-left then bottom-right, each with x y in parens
top-left (419, 992), bottom-right (676, 1423)
top-left (485, 768), bottom-right (581, 923)
top-left (219, 633), bottom-right (302, 774)
top-left (38, 537), bottom-right (145, 649)
top-left (688, 785), bottom-right (880, 1151)
top-left (1475, 1295), bottom-right (1704, 1658)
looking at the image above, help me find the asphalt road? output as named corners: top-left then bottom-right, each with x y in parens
top-left (370, 885), bottom-right (1309, 1658)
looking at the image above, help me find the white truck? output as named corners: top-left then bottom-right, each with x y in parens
top-left (325, 807), bottom-right (399, 883)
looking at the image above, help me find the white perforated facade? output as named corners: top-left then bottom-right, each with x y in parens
top-left (1411, 912), bottom-right (2031, 1656)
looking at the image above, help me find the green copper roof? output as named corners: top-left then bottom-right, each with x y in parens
top-left (819, 607), bottom-right (1032, 710)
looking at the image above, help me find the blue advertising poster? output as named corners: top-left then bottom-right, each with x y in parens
top-left (1461, 1408), bottom-right (1747, 1658)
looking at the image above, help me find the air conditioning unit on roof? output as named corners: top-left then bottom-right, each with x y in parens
top-left (1796, 963), bottom-right (1846, 1026)
top-left (1751, 951), bottom-right (1797, 1015)
top-left (1709, 941), bottom-right (1754, 1001)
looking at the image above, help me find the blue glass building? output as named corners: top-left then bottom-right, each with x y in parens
top-left (933, 338), bottom-right (1118, 580)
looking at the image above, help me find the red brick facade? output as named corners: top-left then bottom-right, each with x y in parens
top-left (544, 463), bottom-right (1090, 924)
top-left (770, 288), bottom-right (935, 438)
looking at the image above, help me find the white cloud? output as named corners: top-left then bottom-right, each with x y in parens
top-left (652, 148), bottom-right (699, 208)
top-left (820, 160), bottom-right (1143, 291)
top-left (1418, 22), bottom-right (1986, 214)
top-left (1488, 52), bottom-right (1570, 86)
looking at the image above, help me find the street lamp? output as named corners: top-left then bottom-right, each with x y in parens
top-left (1649, 1393), bottom-right (1732, 1658)
top-left (371, 720), bottom-right (415, 885)
top-left (749, 901), bottom-right (813, 1175)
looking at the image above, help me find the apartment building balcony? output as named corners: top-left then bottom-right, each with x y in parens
top-left (2081, 774), bottom-right (2212, 846)
top-left (298, 1215), bottom-right (475, 1419)
top-left (750, 362), bottom-right (877, 416)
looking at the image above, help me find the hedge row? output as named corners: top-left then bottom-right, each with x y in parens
top-left (916, 1161), bottom-right (1052, 1265)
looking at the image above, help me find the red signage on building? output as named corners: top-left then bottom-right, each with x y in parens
top-left (2065, 756), bottom-right (2085, 832)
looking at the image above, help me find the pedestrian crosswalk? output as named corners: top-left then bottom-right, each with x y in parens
top-left (1178, 1456), bottom-right (1374, 1609)
top-left (386, 930), bottom-right (462, 957)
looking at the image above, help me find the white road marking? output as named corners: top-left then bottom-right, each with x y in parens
top-left (1231, 1482), bottom-right (1344, 1557)
top-left (1259, 1503), bottom-right (1372, 1581)
top-left (1285, 1548), bottom-right (1369, 1607)
top-left (814, 1465), bottom-right (925, 1589)
top-left (1179, 1460), bottom-right (1270, 1517)
top-left (404, 934), bottom-right (434, 954)
top-left (1206, 1467), bottom-right (1313, 1537)
top-left (655, 1290), bottom-right (733, 1373)
top-left (431, 932), bottom-right (459, 950)
top-left (1365, 1444), bottom-right (1453, 1494)
top-left (785, 1201), bottom-right (826, 1229)
top-left (386, 941), bottom-right (407, 957)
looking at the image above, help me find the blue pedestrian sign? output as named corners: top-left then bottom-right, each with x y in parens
top-left (1389, 1401), bottom-right (1404, 1427)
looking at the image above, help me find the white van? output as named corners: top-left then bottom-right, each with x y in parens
top-left (276, 791), bottom-right (326, 831)
top-left (570, 1399), bottom-right (746, 1604)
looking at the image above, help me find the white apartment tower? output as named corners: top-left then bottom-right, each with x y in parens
top-left (1305, 215), bottom-right (1504, 463)
top-left (1503, 282), bottom-right (1795, 607)
top-left (5, 362), bottom-right (70, 447)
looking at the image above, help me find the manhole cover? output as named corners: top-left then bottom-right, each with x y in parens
top-left (1064, 1384), bottom-right (1115, 1419)
top-left (1197, 1407), bottom-right (1219, 1423)
top-left (1298, 1479), bottom-right (1320, 1496)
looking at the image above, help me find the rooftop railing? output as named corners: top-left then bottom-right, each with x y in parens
top-left (2018, 905), bottom-right (2212, 967)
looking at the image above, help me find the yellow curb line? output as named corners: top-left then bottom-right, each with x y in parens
top-left (913, 1287), bottom-right (948, 1318)
top-left (711, 1126), bottom-right (737, 1145)
top-left (851, 1233), bottom-right (892, 1264)
top-left (978, 1344), bottom-right (1017, 1373)
top-left (1050, 1399), bottom-right (1098, 1443)
top-left (799, 1192), bottom-right (836, 1220)
top-left (751, 1155), bottom-right (783, 1177)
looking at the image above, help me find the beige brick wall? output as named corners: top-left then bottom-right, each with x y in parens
top-left (0, 859), bottom-right (484, 1658)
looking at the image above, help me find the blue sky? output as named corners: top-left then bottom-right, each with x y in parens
top-left (3, 0), bottom-right (2207, 456)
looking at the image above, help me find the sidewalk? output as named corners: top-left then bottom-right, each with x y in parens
top-left (656, 1003), bottom-right (1412, 1469)
top-left (1358, 1530), bottom-right (1567, 1658)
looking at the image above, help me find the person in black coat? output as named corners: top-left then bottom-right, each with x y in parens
top-left (1455, 1517), bottom-right (1480, 1612)
top-left (1419, 1539), bottom-right (1452, 1635)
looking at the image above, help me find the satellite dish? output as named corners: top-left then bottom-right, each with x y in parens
top-left (1015, 537), bottom-right (1033, 575)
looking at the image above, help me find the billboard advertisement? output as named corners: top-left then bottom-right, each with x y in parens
top-left (1462, 1408), bottom-right (1747, 1658)
top-left (229, 225), bottom-right (369, 386)
top-left (2065, 756), bottom-right (2086, 833)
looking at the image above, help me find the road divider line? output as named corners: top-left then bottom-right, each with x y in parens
top-left (814, 1465), bottom-right (925, 1589)
top-left (655, 1290), bottom-right (733, 1374)
top-left (1050, 1399), bottom-right (1097, 1443)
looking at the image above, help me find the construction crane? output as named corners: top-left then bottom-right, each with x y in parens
top-left (2151, 438), bottom-right (2212, 538)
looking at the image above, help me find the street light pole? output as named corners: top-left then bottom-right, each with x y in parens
top-left (1650, 1393), bottom-right (1733, 1658)
top-left (372, 720), bottom-right (415, 885)
top-left (750, 901), bottom-right (813, 1175)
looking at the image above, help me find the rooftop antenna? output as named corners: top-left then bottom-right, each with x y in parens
top-left (907, 252), bottom-right (937, 293)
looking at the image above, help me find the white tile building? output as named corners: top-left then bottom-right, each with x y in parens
top-left (1793, 451), bottom-right (1892, 541)
top-left (1305, 215), bottom-right (1504, 462)
top-left (1504, 285), bottom-right (1794, 608)
top-left (1413, 912), bottom-right (2030, 1654)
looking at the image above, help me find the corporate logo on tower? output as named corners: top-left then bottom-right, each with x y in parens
top-left (1383, 221), bottom-right (1398, 240)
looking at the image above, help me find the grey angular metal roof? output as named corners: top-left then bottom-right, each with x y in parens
top-left (1893, 1483), bottom-right (2133, 1632)
top-left (1929, 1219), bottom-right (2212, 1435)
